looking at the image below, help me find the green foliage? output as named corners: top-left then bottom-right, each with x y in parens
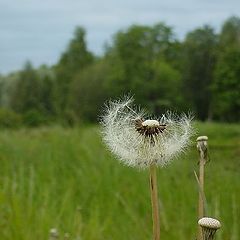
top-left (58, 27), bottom-right (94, 73)
top-left (23, 109), bottom-right (47, 127)
top-left (107, 23), bottom-right (177, 82)
top-left (212, 47), bottom-right (240, 121)
top-left (55, 26), bottom-right (94, 111)
top-left (1, 17), bottom-right (240, 125)
top-left (220, 16), bottom-right (240, 47)
top-left (211, 16), bottom-right (240, 122)
top-left (145, 60), bottom-right (183, 113)
top-left (38, 70), bottom-right (57, 117)
top-left (10, 61), bottom-right (42, 113)
top-left (0, 123), bottom-right (239, 239)
top-left (0, 72), bottom-right (21, 108)
top-left (182, 25), bottom-right (218, 120)
top-left (71, 59), bottom-right (111, 121)
top-left (0, 108), bottom-right (22, 128)
top-left (8, 62), bottom-right (57, 126)
top-left (61, 109), bottom-right (78, 127)
top-left (103, 23), bottom-right (183, 115)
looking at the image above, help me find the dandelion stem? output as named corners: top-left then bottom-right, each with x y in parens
top-left (198, 158), bottom-right (205, 240)
top-left (150, 164), bottom-right (160, 240)
top-left (196, 136), bottom-right (208, 240)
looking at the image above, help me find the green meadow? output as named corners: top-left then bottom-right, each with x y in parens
top-left (0, 122), bottom-right (239, 240)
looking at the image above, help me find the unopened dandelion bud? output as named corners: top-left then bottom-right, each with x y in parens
top-left (197, 136), bottom-right (208, 163)
top-left (49, 228), bottom-right (59, 240)
top-left (64, 233), bottom-right (70, 239)
top-left (198, 217), bottom-right (221, 240)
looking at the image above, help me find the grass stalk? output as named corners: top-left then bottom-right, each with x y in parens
top-left (149, 164), bottom-right (160, 240)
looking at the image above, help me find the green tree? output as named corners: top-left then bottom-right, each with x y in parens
top-left (104, 23), bottom-right (182, 114)
top-left (10, 61), bottom-right (41, 113)
top-left (36, 65), bottom-right (57, 118)
top-left (212, 48), bottom-right (240, 122)
top-left (70, 59), bottom-right (111, 121)
top-left (211, 16), bottom-right (240, 121)
top-left (0, 76), bottom-right (4, 107)
top-left (55, 27), bottom-right (94, 113)
top-left (182, 25), bottom-right (218, 120)
top-left (146, 60), bottom-right (183, 113)
top-left (0, 72), bottom-right (20, 109)
top-left (220, 16), bottom-right (240, 47)
top-left (0, 108), bottom-right (22, 128)
top-left (40, 75), bottom-right (57, 118)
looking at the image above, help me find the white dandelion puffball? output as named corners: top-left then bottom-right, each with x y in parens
top-left (101, 97), bottom-right (193, 169)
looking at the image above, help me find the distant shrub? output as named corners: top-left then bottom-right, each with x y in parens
top-left (61, 110), bottom-right (79, 127)
top-left (23, 110), bottom-right (47, 127)
top-left (0, 108), bottom-right (22, 128)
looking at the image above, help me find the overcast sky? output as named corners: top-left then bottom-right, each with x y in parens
top-left (0, 0), bottom-right (239, 74)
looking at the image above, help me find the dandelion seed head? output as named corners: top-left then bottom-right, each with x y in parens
top-left (101, 97), bottom-right (193, 169)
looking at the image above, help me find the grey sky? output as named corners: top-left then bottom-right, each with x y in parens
top-left (0, 0), bottom-right (239, 74)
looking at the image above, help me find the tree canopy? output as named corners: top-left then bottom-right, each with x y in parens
top-left (1, 17), bottom-right (239, 127)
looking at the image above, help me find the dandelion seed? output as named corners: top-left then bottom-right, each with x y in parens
top-left (101, 96), bottom-right (193, 169)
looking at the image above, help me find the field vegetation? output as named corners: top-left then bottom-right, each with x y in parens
top-left (0, 122), bottom-right (239, 240)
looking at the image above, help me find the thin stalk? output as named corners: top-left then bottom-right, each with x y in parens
top-left (198, 157), bottom-right (205, 240)
top-left (198, 158), bottom-right (205, 217)
top-left (194, 171), bottom-right (208, 214)
top-left (150, 164), bottom-right (160, 240)
top-left (196, 136), bottom-right (208, 240)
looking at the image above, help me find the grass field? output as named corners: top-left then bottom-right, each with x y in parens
top-left (0, 122), bottom-right (239, 240)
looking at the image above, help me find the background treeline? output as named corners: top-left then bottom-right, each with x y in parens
top-left (0, 16), bottom-right (239, 127)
